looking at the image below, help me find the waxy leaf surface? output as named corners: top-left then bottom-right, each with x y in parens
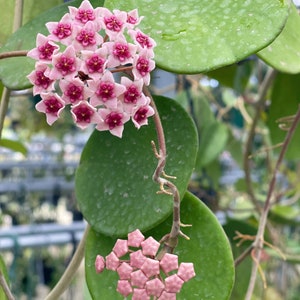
top-left (85, 192), bottom-right (235, 299)
top-left (106, 0), bottom-right (289, 73)
top-left (258, 5), bottom-right (300, 74)
top-left (75, 96), bottom-right (198, 236)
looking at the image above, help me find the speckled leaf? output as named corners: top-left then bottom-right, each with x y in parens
top-left (85, 191), bottom-right (234, 300)
top-left (258, 5), bottom-right (300, 74)
top-left (105, 0), bottom-right (289, 73)
top-left (75, 96), bottom-right (198, 237)
top-left (0, 0), bottom-right (104, 90)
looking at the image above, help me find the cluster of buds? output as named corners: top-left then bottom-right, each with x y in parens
top-left (95, 229), bottom-right (196, 299)
top-left (27, 0), bottom-right (156, 137)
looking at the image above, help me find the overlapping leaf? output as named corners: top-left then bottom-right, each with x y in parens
top-left (85, 192), bottom-right (235, 299)
top-left (106, 0), bottom-right (289, 73)
top-left (75, 96), bottom-right (198, 236)
top-left (258, 5), bottom-right (300, 74)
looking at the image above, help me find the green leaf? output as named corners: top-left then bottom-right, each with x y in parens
top-left (75, 96), bottom-right (198, 237)
top-left (0, 138), bottom-right (27, 156)
top-left (85, 191), bottom-right (234, 300)
top-left (267, 72), bottom-right (300, 160)
top-left (197, 121), bottom-right (228, 168)
top-left (0, 0), bottom-right (104, 90)
top-left (207, 59), bottom-right (255, 92)
top-left (105, 0), bottom-right (289, 73)
top-left (270, 204), bottom-right (300, 224)
top-left (258, 5), bottom-right (300, 74)
top-left (0, 0), bottom-right (62, 46)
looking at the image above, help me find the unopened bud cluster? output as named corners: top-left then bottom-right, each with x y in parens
top-left (95, 229), bottom-right (195, 299)
top-left (27, 0), bottom-right (156, 137)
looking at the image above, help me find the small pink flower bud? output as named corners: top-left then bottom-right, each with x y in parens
top-left (130, 249), bottom-right (147, 268)
top-left (164, 274), bottom-right (184, 293)
top-left (116, 280), bottom-right (132, 297)
top-left (95, 255), bottom-right (105, 273)
top-left (128, 229), bottom-right (145, 247)
top-left (113, 239), bottom-right (129, 257)
top-left (117, 262), bottom-right (133, 280)
top-left (130, 269), bottom-right (148, 288)
top-left (145, 278), bottom-right (165, 297)
top-left (132, 288), bottom-right (150, 300)
top-left (177, 262), bottom-right (196, 282)
top-left (105, 251), bottom-right (120, 270)
top-left (160, 253), bottom-right (179, 274)
top-left (140, 257), bottom-right (160, 277)
top-left (158, 291), bottom-right (177, 300)
top-left (141, 236), bottom-right (160, 256)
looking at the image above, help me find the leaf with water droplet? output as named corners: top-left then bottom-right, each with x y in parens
top-left (75, 96), bottom-right (198, 236)
top-left (105, 0), bottom-right (289, 73)
top-left (85, 191), bottom-right (235, 299)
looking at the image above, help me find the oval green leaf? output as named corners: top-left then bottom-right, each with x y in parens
top-left (0, 138), bottom-right (27, 156)
top-left (75, 96), bottom-right (198, 236)
top-left (258, 5), bottom-right (300, 74)
top-left (85, 191), bottom-right (234, 300)
top-left (105, 0), bottom-right (289, 73)
top-left (0, 0), bottom-right (104, 90)
top-left (197, 121), bottom-right (228, 168)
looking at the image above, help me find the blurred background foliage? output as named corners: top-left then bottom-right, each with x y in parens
top-left (0, 0), bottom-right (300, 299)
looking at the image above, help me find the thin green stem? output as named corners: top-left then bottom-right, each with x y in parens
top-left (0, 3), bottom-right (24, 299)
top-left (0, 270), bottom-right (14, 300)
top-left (0, 87), bottom-right (10, 140)
top-left (45, 224), bottom-right (90, 300)
top-left (13, 0), bottom-right (24, 31)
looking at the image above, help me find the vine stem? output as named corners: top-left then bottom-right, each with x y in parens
top-left (245, 105), bottom-right (300, 300)
top-left (235, 69), bottom-right (277, 267)
top-left (243, 68), bottom-right (277, 213)
top-left (45, 224), bottom-right (90, 300)
top-left (143, 86), bottom-right (187, 255)
top-left (0, 50), bottom-right (28, 60)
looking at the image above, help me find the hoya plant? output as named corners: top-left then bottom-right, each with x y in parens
top-left (1, 0), bottom-right (300, 299)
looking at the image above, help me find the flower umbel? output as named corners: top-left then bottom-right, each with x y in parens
top-left (95, 229), bottom-right (196, 299)
top-left (27, 0), bottom-right (156, 138)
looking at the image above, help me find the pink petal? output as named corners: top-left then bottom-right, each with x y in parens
top-left (127, 229), bottom-right (145, 248)
top-left (95, 255), bottom-right (105, 273)
top-left (177, 262), bottom-right (196, 282)
top-left (141, 236), bottom-right (160, 256)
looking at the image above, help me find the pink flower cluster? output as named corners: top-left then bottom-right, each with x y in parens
top-left (95, 229), bottom-right (196, 299)
top-left (27, 0), bottom-right (156, 137)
